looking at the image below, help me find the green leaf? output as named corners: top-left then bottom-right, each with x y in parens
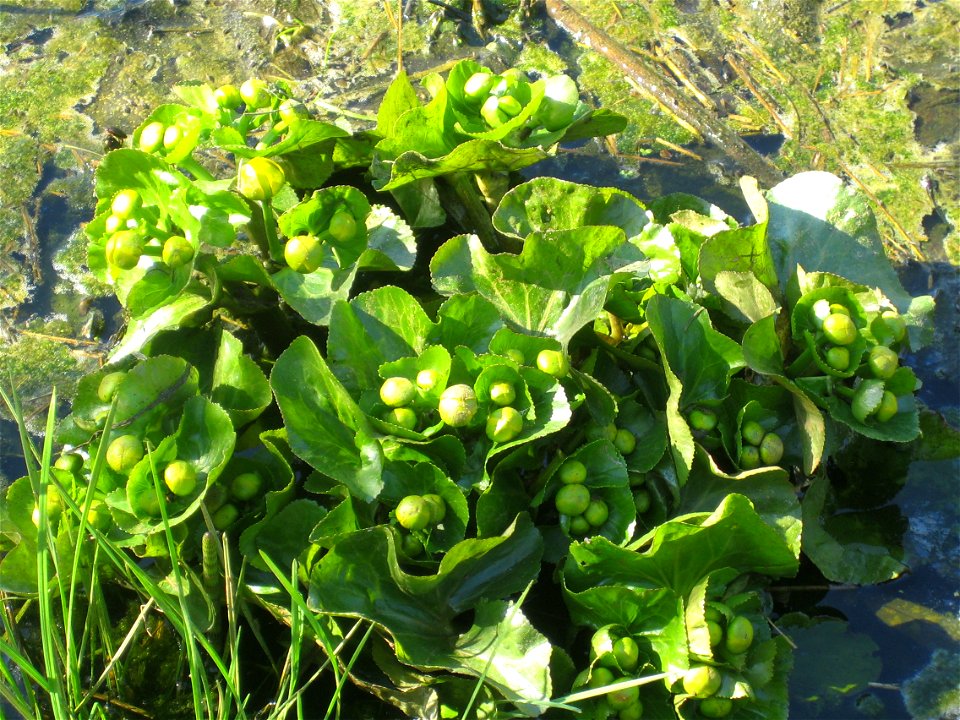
top-left (679, 449), bottom-right (802, 560)
top-left (1, 475), bottom-right (37, 537)
top-left (571, 367), bottom-right (619, 431)
top-left (359, 205), bottom-right (417, 272)
top-left (662, 374), bottom-right (696, 488)
top-left (765, 172), bottom-right (934, 346)
top-left (435, 294), bottom-right (504, 355)
top-left (309, 514), bottom-right (541, 619)
top-left (646, 294), bottom-right (745, 483)
top-left (372, 73), bottom-right (453, 174)
top-left (565, 494), bottom-right (798, 599)
top-left (0, 541), bottom-right (39, 594)
top-left (111, 355), bottom-right (200, 438)
top-left (211, 329), bottom-right (271, 427)
top-left (119, 396), bottom-right (235, 531)
top-left (328, 287), bottom-right (437, 394)
top-left (219, 119), bottom-right (349, 158)
top-left (275, 147), bottom-right (335, 189)
top-left (429, 233), bottom-right (476, 297)
top-left (172, 82), bottom-right (220, 114)
top-left (272, 336), bottom-right (385, 502)
top-left (646, 295), bottom-right (745, 409)
top-left (186, 187), bottom-right (250, 248)
top-left (308, 515), bottom-right (546, 710)
top-left (124, 265), bottom-right (193, 320)
top-left (381, 435), bottom-right (467, 485)
top-left (431, 228), bottom-right (645, 347)
top-left (438, 599), bottom-right (552, 715)
top-left (308, 497), bottom-right (361, 548)
top-left (742, 313), bottom-right (786, 376)
top-left (216, 255), bottom-right (275, 287)
top-left (647, 194), bottom-right (733, 229)
top-left (714, 270), bottom-right (779, 325)
top-left (698, 222), bottom-right (779, 298)
top-left (377, 140), bottom-right (549, 192)
top-left (142, 326), bottom-right (218, 393)
top-left (631, 222), bottom-right (682, 286)
top-left (389, 178), bottom-right (446, 228)
top-left (231, 441), bottom-right (299, 560)
top-left (377, 71), bottom-right (422, 137)
top-left (108, 287), bottom-right (211, 363)
top-left (245, 499), bottom-right (327, 570)
top-left (800, 474), bottom-right (908, 584)
top-left (476, 447), bottom-right (538, 538)
top-left (491, 177), bottom-right (648, 241)
top-left (271, 264), bottom-right (358, 326)
top-left (91, 148), bottom-right (189, 231)
top-left (557, 107), bottom-right (628, 143)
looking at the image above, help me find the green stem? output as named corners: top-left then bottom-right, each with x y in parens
top-left (237, 108), bottom-right (272, 139)
top-left (255, 120), bottom-right (287, 151)
top-left (260, 199), bottom-right (283, 263)
top-left (140, 223), bottom-right (173, 241)
top-left (196, 254), bottom-right (223, 306)
top-left (237, 112), bottom-right (252, 140)
top-left (785, 345), bottom-right (816, 378)
top-left (178, 155), bottom-right (215, 182)
top-left (444, 172), bottom-right (504, 252)
top-left (833, 381), bottom-right (855, 400)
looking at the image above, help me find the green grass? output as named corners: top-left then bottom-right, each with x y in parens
top-left (0, 384), bottom-right (364, 720)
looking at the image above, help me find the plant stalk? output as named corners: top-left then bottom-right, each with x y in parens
top-left (545, 0), bottom-right (784, 188)
top-left (786, 345), bottom-right (815, 377)
top-left (178, 155), bottom-right (216, 182)
top-left (444, 172), bottom-right (503, 252)
top-left (260, 198), bottom-right (284, 263)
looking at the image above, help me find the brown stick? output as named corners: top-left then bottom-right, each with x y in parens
top-left (724, 54), bottom-right (793, 139)
top-left (18, 330), bottom-right (100, 347)
top-left (544, 0), bottom-right (784, 188)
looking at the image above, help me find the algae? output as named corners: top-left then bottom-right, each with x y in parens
top-left (0, 0), bottom-right (486, 418)
top-left (577, 51), bottom-right (699, 152)
top-left (544, 0), bottom-right (957, 260)
top-left (902, 648), bottom-right (960, 720)
top-left (0, 0), bottom-right (955, 421)
top-left (0, 322), bottom-right (91, 429)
